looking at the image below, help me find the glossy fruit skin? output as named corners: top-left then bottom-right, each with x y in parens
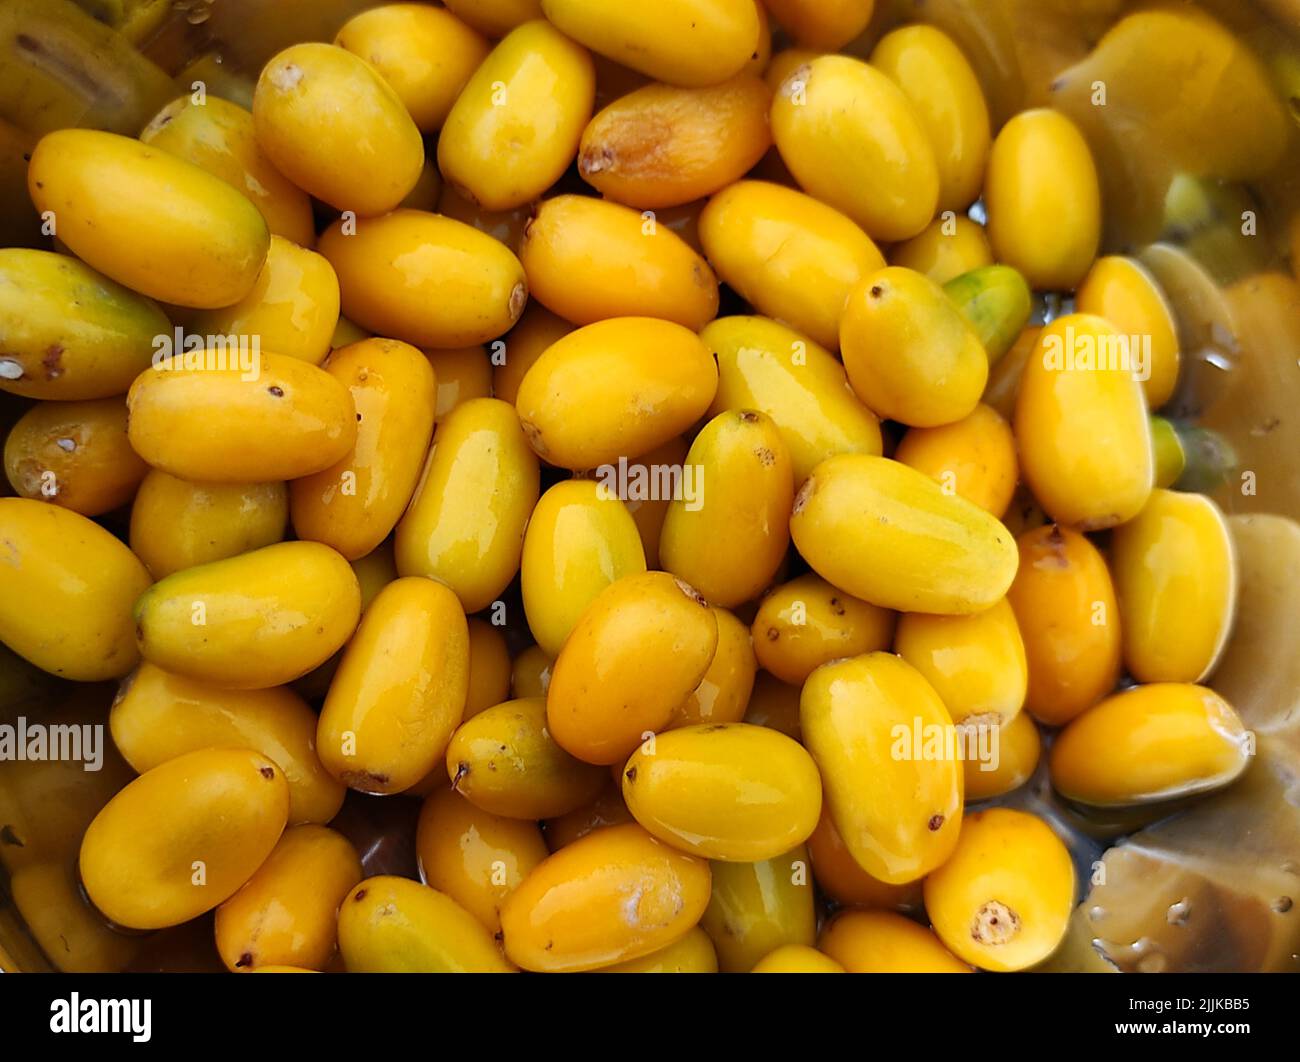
top-left (521, 480), bottom-right (647, 658)
top-left (599, 926), bottom-right (719, 973)
top-left (446, 697), bottom-right (607, 818)
top-left (511, 644), bottom-right (554, 700)
top-left (1076, 256), bottom-right (1181, 409)
top-left (890, 216), bottom-right (992, 286)
top-left (4, 397), bottom-right (147, 516)
top-left (893, 404), bottom-right (1018, 517)
top-left (334, 4), bottom-right (490, 132)
top-left (540, 0), bottom-right (762, 87)
top-left (751, 573), bottom-right (894, 686)
top-left (439, 20), bottom-right (594, 211)
top-left (129, 472), bottom-right (287, 579)
top-left (819, 910), bottom-right (971, 973)
top-left (1014, 314), bottom-right (1154, 530)
top-left (514, 317), bottom-right (717, 469)
top-left (215, 824), bottom-right (362, 972)
top-left (126, 351), bottom-right (358, 483)
top-left (318, 577), bottom-right (469, 795)
top-left (922, 808), bottom-right (1075, 972)
top-left (27, 129), bottom-right (270, 308)
top-left (492, 305), bottom-right (574, 405)
top-left (416, 787), bottom-right (549, 932)
top-left (764, 0), bottom-right (872, 50)
top-left (805, 807), bottom-right (921, 910)
top-left (187, 235), bottom-right (341, 366)
top-left (445, 0), bottom-right (542, 37)
top-left (579, 74), bottom-right (772, 209)
top-left (1006, 525), bottom-right (1121, 727)
top-left (801, 653), bottom-right (963, 885)
top-left (622, 723), bottom-right (821, 862)
top-left (519, 196), bottom-right (719, 330)
top-left (464, 619), bottom-right (513, 720)
top-left (290, 339), bottom-right (437, 561)
top-left (964, 709), bottom-right (1041, 803)
top-left (424, 346), bottom-right (492, 422)
top-left (675, 608), bottom-right (756, 727)
top-left (134, 541), bottom-right (362, 690)
top-left (110, 662), bottom-right (345, 826)
top-left (1049, 684), bottom-right (1251, 808)
top-left (395, 398), bottom-right (539, 613)
top-left (944, 265), bottom-right (1034, 366)
top-left (699, 181), bottom-right (885, 350)
top-left (698, 846), bottom-right (815, 971)
top-left (138, 94), bottom-right (314, 246)
top-left (751, 944), bottom-right (845, 973)
top-left (0, 498), bottom-right (151, 681)
top-left (840, 266), bottom-right (988, 428)
top-left (894, 598), bottom-right (1028, 727)
top-left (319, 210), bottom-right (527, 349)
top-left (790, 454), bottom-right (1019, 615)
top-left (659, 411), bottom-right (794, 608)
top-left (253, 42), bottom-right (424, 215)
top-left (338, 876), bottom-right (515, 973)
top-left (704, 315), bottom-right (882, 484)
top-left (547, 571), bottom-right (719, 765)
top-left (985, 109), bottom-right (1101, 291)
top-left (771, 56), bottom-right (940, 242)
top-left (542, 781), bottom-right (635, 851)
top-left (498, 823), bottom-right (712, 972)
top-left (79, 748), bottom-right (290, 931)
top-left (1110, 489), bottom-right (1236, 684)
top-left (0, 249), bottom-right (170, 401)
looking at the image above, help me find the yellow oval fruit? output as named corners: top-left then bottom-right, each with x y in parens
top-left (945, 265), bottom-right (1035, 367)
top-left (499, 823), bottom-right (711, 971)
top-left (801, 653), bottom-right (962, 884)
top-left (0, 249), bottom-right (171, 401)
top-left (335, 4), bottom-right (490, 132)
top-left (338, 876), bottom-right (514, 972)
top-left (540, 0), bottom-right (762, 87)
top-left (659, 411), bottom-right (793, 608)
top-left (520, 196), bottom-right (719, 329)
top-left (620, 435), bottom-right (689, 570)
top-left (465, 619), bottom-right (513, 720)
top-left (547, 571), bottom-right (719, 764)
top-left (675, 608), bottom-right (756, 727)
top-left (319, 209), bottom-right (527, 348)
top-left (135, 541), bottom-right (361, 690)
top-left (492, 305), bottom-right (574, 405)
top-left (139, 94), bottom-right (315, 246)
top-left (446, 697), bottom-right (607, 818)
top-left (579, 74), bottom-right (772, 209)
top-left (751, 573), bottom-right (894, 685)
top-left (439, 20), bottom-right (594, 211)
top-left (986, 109), bottom-right (1101, 291)
top-left (1006, 524), bottom-right (1122, 727)
top-left (790, 454), bottom-right (1018, 615)
top-left (126, 352), bottom-right (357, 483)
top-left (416, 787), bottom-right (549, 932)
top-left (79, 748), bottom-right (290, 930)
top-left (622, 724), bottom-right (821, 862)
top-left (521, 480), bottom-right (647, 657)
top-left (1014, 314), bottom-right (1154, 530)
top-left (923, 808), bottom-right (1075, 971)
top-left (870, 25), bottom-right (990, 212)
top-left (395, 398), bottom-right (539, 613)
top-left (1076, 256), bottom-right (1181, 409)
top-left (889, 217), bottom-right (993, 286)
top-left (704, 316), bottom-right (882, 484)
top-left (763, 0), bottom-right (872, 50)
top-left (770, 55), bottom-right (939, 242)
top-left (600, 926), bottom-right (719, 973)
top-left (1050, 684), bottom-right (1251, 808)
top-left (0, 498), bottom-right (150, 681)
top-left (699, 182), bottom-right (885, 350)
top-left (515, 317), bottom-right (717, 469)
top-left (819, 910), bottom-right (971, 973)
top-left (895, 599), bottom-right (1027, 727)
top-left (319, 577), bottom-right (468, 795)
top-left (751, 944), bottom-right (845, 973)
top-left (253, 42), bottom-right (424, 215)
top-left (111, 662), bottom-right (345, 825)
top-left (699, 846), bottom-right (815, 972)
top-left (840, 267), bottom-right (988, 428)
top-left (4, 397), bottom-right (146, 516)
top-left (1111, 489), bottom-right (1236, 684)
top-left (964, 708), bottom-right (1042, 803)
top-left (444, 0), bottom-right (542, 37)
top-left (511, 644), bottom-right (554, 699)
top-left (893, 404), bottom-right (1018, 518)
top-left (186, 236), bottom-right (341, 366)
top-left (27, 129), bottom-right (269, 308)
top-left (424, 346), bottom-right (492, 422)
top-left (806, 807), bottom-right (921, 910)
top-left (215, 824), bottom-right (362, 971)
top-left (290, 339), bottom-right (437, 561)
top-left (129, 472), bottom-right (287, 580)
